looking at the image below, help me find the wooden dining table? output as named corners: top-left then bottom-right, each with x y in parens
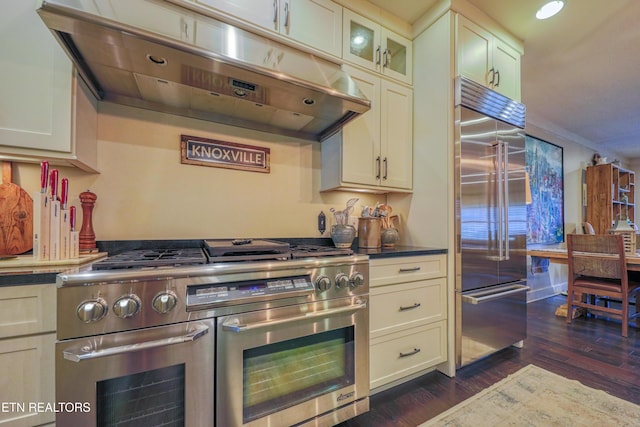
top-left (529, 244), bottom-right (640, 318)
top-left (528, 245), bottom-right (640, 271)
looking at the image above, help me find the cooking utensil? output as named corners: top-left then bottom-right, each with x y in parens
top-left (33, 161), bottom-right (51, 260)
top-left (60, 177), bottom-right (68, 209)
top-left (40, 161), bottom-right (49, 193)
top-left (49, 169), bottom-right (61, 260)
top-left (0, 161), bottom-right (34, 255)
top-left (59, 177), bottom-right (71, 259)
top-left (70, 205), bottom-right (79, 259)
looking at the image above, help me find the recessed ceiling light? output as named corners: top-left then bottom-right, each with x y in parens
top-left (536, 1), bottom-right (565, 19)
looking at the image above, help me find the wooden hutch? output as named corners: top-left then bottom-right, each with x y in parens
top-left (586, 163), bottom-right (635, 234)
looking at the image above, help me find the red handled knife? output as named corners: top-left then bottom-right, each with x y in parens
top-left (61, 178), bottom-right (69, 209)
top-left (50, 169), bottom-right (59, 201)
top-left (40, 161), bottom-right (49, 193)
top-left (70, 206), bottom-right (76, 231)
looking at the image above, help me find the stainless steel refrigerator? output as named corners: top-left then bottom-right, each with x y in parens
top-left (454, 76), bottom-right (530, 368)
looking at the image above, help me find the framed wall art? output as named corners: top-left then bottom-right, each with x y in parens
top-left (525, 135), bottom-right (564, 244)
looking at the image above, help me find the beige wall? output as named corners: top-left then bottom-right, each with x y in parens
top-left (13, 103), bottom-right (381, 241)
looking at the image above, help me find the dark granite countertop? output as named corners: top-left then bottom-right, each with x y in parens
top-left (0, 271), bottom-right (60, 287)
top-left (355, 245), bottom-right (447, 259)
top-left (0, 252), bottom-right (107, 287)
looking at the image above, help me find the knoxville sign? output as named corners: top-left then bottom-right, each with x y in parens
top-left (180, 135), bottom-right (270, 173)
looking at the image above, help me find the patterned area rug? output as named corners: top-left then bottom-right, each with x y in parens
top-left (420, 365), bottom-right (640, 426)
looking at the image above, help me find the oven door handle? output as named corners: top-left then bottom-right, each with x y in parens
top-left (222, 301), bottom-right (367, 332)
top-left (62, 324), bottom-right (210, 362)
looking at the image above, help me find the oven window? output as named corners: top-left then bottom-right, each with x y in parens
top-left (243, 327), bottom-right (355, 423)
top-left (96, 364), bottom-right (185, 427)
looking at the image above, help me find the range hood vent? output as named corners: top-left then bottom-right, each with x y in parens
top-left (37, 0), bottom-right (370, 141)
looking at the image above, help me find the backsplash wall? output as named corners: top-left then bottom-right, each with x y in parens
top-left (13, 102), bottom-right (382, 241)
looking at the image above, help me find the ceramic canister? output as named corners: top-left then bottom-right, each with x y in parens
top-left (358, 217), bottom-right (381, 248)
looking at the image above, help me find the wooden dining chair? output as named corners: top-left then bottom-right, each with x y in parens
top-left (566, 234), bottom-right (640, 337)
top-left (582, 222), bottom-right (596, 235)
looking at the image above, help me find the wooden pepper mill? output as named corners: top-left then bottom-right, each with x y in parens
top-left (79, 190), bottom-right (97, 253)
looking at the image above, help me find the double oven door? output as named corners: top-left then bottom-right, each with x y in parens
top-left (217, 296), bottom-right (370, 427)
top-left (56, 319), bottom-right (215, 427)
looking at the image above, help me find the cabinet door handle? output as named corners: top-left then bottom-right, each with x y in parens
top-left (273, 0), bottom-right (278, 25)
top-left (376, 46), bottom-right (382, 65)
top-left (383, 157), bottom-right (388, 180)
top-left (399, 267), bottom-right (421, 273)
top-left (283, 1), bottom-right (290, 30)
top-left (488, 67), bottom-right (495, 86)
top-left (181, 18), bottom-right (189, 40)
top-left (399, 303), bottom-right (421, 311)
top-left (383, 49), bottom-right (390, 68)
top-left (399, 348), bottom-right (421, 358)
top-left (376, 156), bottom-right (381, 180)
top-left (494, 70), bottom-right (500, 87)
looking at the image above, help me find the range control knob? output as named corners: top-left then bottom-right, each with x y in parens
top-left (335, 273), bottom-right (350, 289)
top-left (315, 275), bottom-right (332, 292)
top-left (152, 291), bottom-right (177, 314)
top-left (113, 295), bottom-right (141, 319)
top-left (350, 272), bottom-right (365, 288)
top-left (77, 298), bottom-right (108, 323)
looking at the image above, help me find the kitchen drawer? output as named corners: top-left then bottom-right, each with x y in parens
top-left (370, 321), bottom-right (446, 390)
top-left (370, 278), bottom-right (446, 338)
top-left (370, 254), bottom-right (446, 287)
top-left (0, 284), bottom-right (56, 339)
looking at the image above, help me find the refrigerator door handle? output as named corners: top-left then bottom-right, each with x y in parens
top-left (495, 141), bottom-right (504, 260)
top-left (502, 140), bottom-right (510, 260)
top-left (462, 283), bottom-right (529, 305)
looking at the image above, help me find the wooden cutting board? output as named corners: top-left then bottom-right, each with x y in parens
top-left (0, 161), bottom-right (33, 255)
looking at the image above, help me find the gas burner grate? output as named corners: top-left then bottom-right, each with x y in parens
top-left (93, 248), bottom-right (207, 270)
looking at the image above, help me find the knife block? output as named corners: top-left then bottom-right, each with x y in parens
top-left (79, 190), bottom-right (97, 252)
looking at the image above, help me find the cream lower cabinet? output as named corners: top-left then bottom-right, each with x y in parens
top-left (0, 284), bottom-right (56, 427)
top-left (369, 254), bottom-right (447, 390)
top-left (321, 66), bottom-right (413, 193)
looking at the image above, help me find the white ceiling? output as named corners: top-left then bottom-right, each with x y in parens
top-left (368, 0), bottom-right (640, 162)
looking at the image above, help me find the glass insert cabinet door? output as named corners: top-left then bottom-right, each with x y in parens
top-left (343, 10), bottom-right (412, 84)
top-left (348, 19), bottom-right (378, 64)
top-left (385, 35), bottom-right (408, 78)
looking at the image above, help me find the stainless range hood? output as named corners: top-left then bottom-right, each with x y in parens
top-left (37, 0), bottom-right (370, 141)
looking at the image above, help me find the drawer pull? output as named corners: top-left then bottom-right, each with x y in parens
top-left (399, 303), bottom-right (421, 311)
top-left (399, 348), bottom-right (421, 358)
top-left (399, 267), bottom-right (421, 273)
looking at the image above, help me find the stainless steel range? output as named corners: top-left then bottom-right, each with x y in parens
top-left (55, 240), bottom-right (370, 427)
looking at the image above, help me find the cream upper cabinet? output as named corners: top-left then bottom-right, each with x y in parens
top-left (321, 66), bottom-right (412, 193)
top-left (342, 9), bottom-right (412, 85)
top-left (0, 0), bottom-right (98, 172)
top-left (457, 15), bottom-right (521, 101)
top-left (103, 0), bottom-right (195, 41)
top-left (196, 0), bottom-right (342, 57)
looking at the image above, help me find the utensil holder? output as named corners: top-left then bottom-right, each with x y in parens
top-left (358, 217), bottom-right (381, 248)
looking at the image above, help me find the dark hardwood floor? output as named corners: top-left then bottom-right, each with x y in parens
top-left (340, 294), bottom-right (640, 427)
